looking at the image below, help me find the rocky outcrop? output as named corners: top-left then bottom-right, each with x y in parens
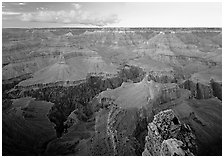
top-left (118, 65), bottom-right (146, 83)
top-left (160, 138), bottom-right (193, 156)
top-left (210, 79), bottom-right (222, 100)
top-left (180, 79), bottom-right (222, 100)
top-left (148, 71), bottom-right (178, 83)
top-left (180, 80), bottom-right (214, 99)
top-left (91, 76), bottom-right (188, 156)
top-left (142, 109), bottom-right (197, 156)
top-left (96, 75), bottom-right (182, 111)
top-left (196, 82), bottom-right (213, 99)
top-left (173, 98), bottom-right (222, 156)
top-left (158, 84), bottom-right (181, 104)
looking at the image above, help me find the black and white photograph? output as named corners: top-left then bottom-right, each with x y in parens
top-left (1, 1), bottom-right (222, 156)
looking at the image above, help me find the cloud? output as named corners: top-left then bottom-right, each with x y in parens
top-left (37, 7), bottom-right (45, 10)
top-left (20, 9), bottom-right (119, 26)
top-left (3, 11), bottom-right (21, 15)
top-left (72, 3), bottom-right (81, 10)
top-left (19, 2), bottom-right (26, 5)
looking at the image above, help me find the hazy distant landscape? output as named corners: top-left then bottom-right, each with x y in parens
top-left (2, 27), bottom-right (222, 156)
top-left (2, 0), bottom-right (223, 156)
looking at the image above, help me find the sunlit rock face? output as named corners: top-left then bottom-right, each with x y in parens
top-left (160, 138), bottom-right (194, 156)
top-left (96, 74), bottom-right (182, 112)
top-left (142, 109), bottom-right (197, 156)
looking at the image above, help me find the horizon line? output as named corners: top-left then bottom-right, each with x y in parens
top-left (2, 26), bottom-right (222, 29)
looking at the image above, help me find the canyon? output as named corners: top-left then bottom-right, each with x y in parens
top-left (2, 27), bottom-right (222, 156)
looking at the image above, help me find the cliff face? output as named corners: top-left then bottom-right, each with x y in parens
top-left (92, 104), bottom-right (146, 155)
top-left (210, 80), bottom-right (222, 100)
top-left (142, 109), bottom-right (197, 156)
top-left (180, 78), bottom-right (222, 100)
top-left (91, 76), bottom-right (185, 155)
top-left (180, 80), bottom-right (214, 99)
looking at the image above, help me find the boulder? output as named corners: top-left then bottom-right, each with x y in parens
top-left (160, 138), bottom-right (193, 156)
top-left (142, 109), bottom-right (197, 156)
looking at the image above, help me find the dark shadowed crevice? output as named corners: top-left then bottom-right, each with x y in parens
top-left (133, 118), bottom-right (148, 155)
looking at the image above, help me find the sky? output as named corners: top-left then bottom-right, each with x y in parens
top-left (2, 2), bottom-right (222, 28)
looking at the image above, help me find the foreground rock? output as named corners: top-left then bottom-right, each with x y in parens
top-left (173, 98), bottom-right (222, 155)
top-left (150, 97), bottom-right (222, 156)
top-left (142, 109), bottom-right (197, 156)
